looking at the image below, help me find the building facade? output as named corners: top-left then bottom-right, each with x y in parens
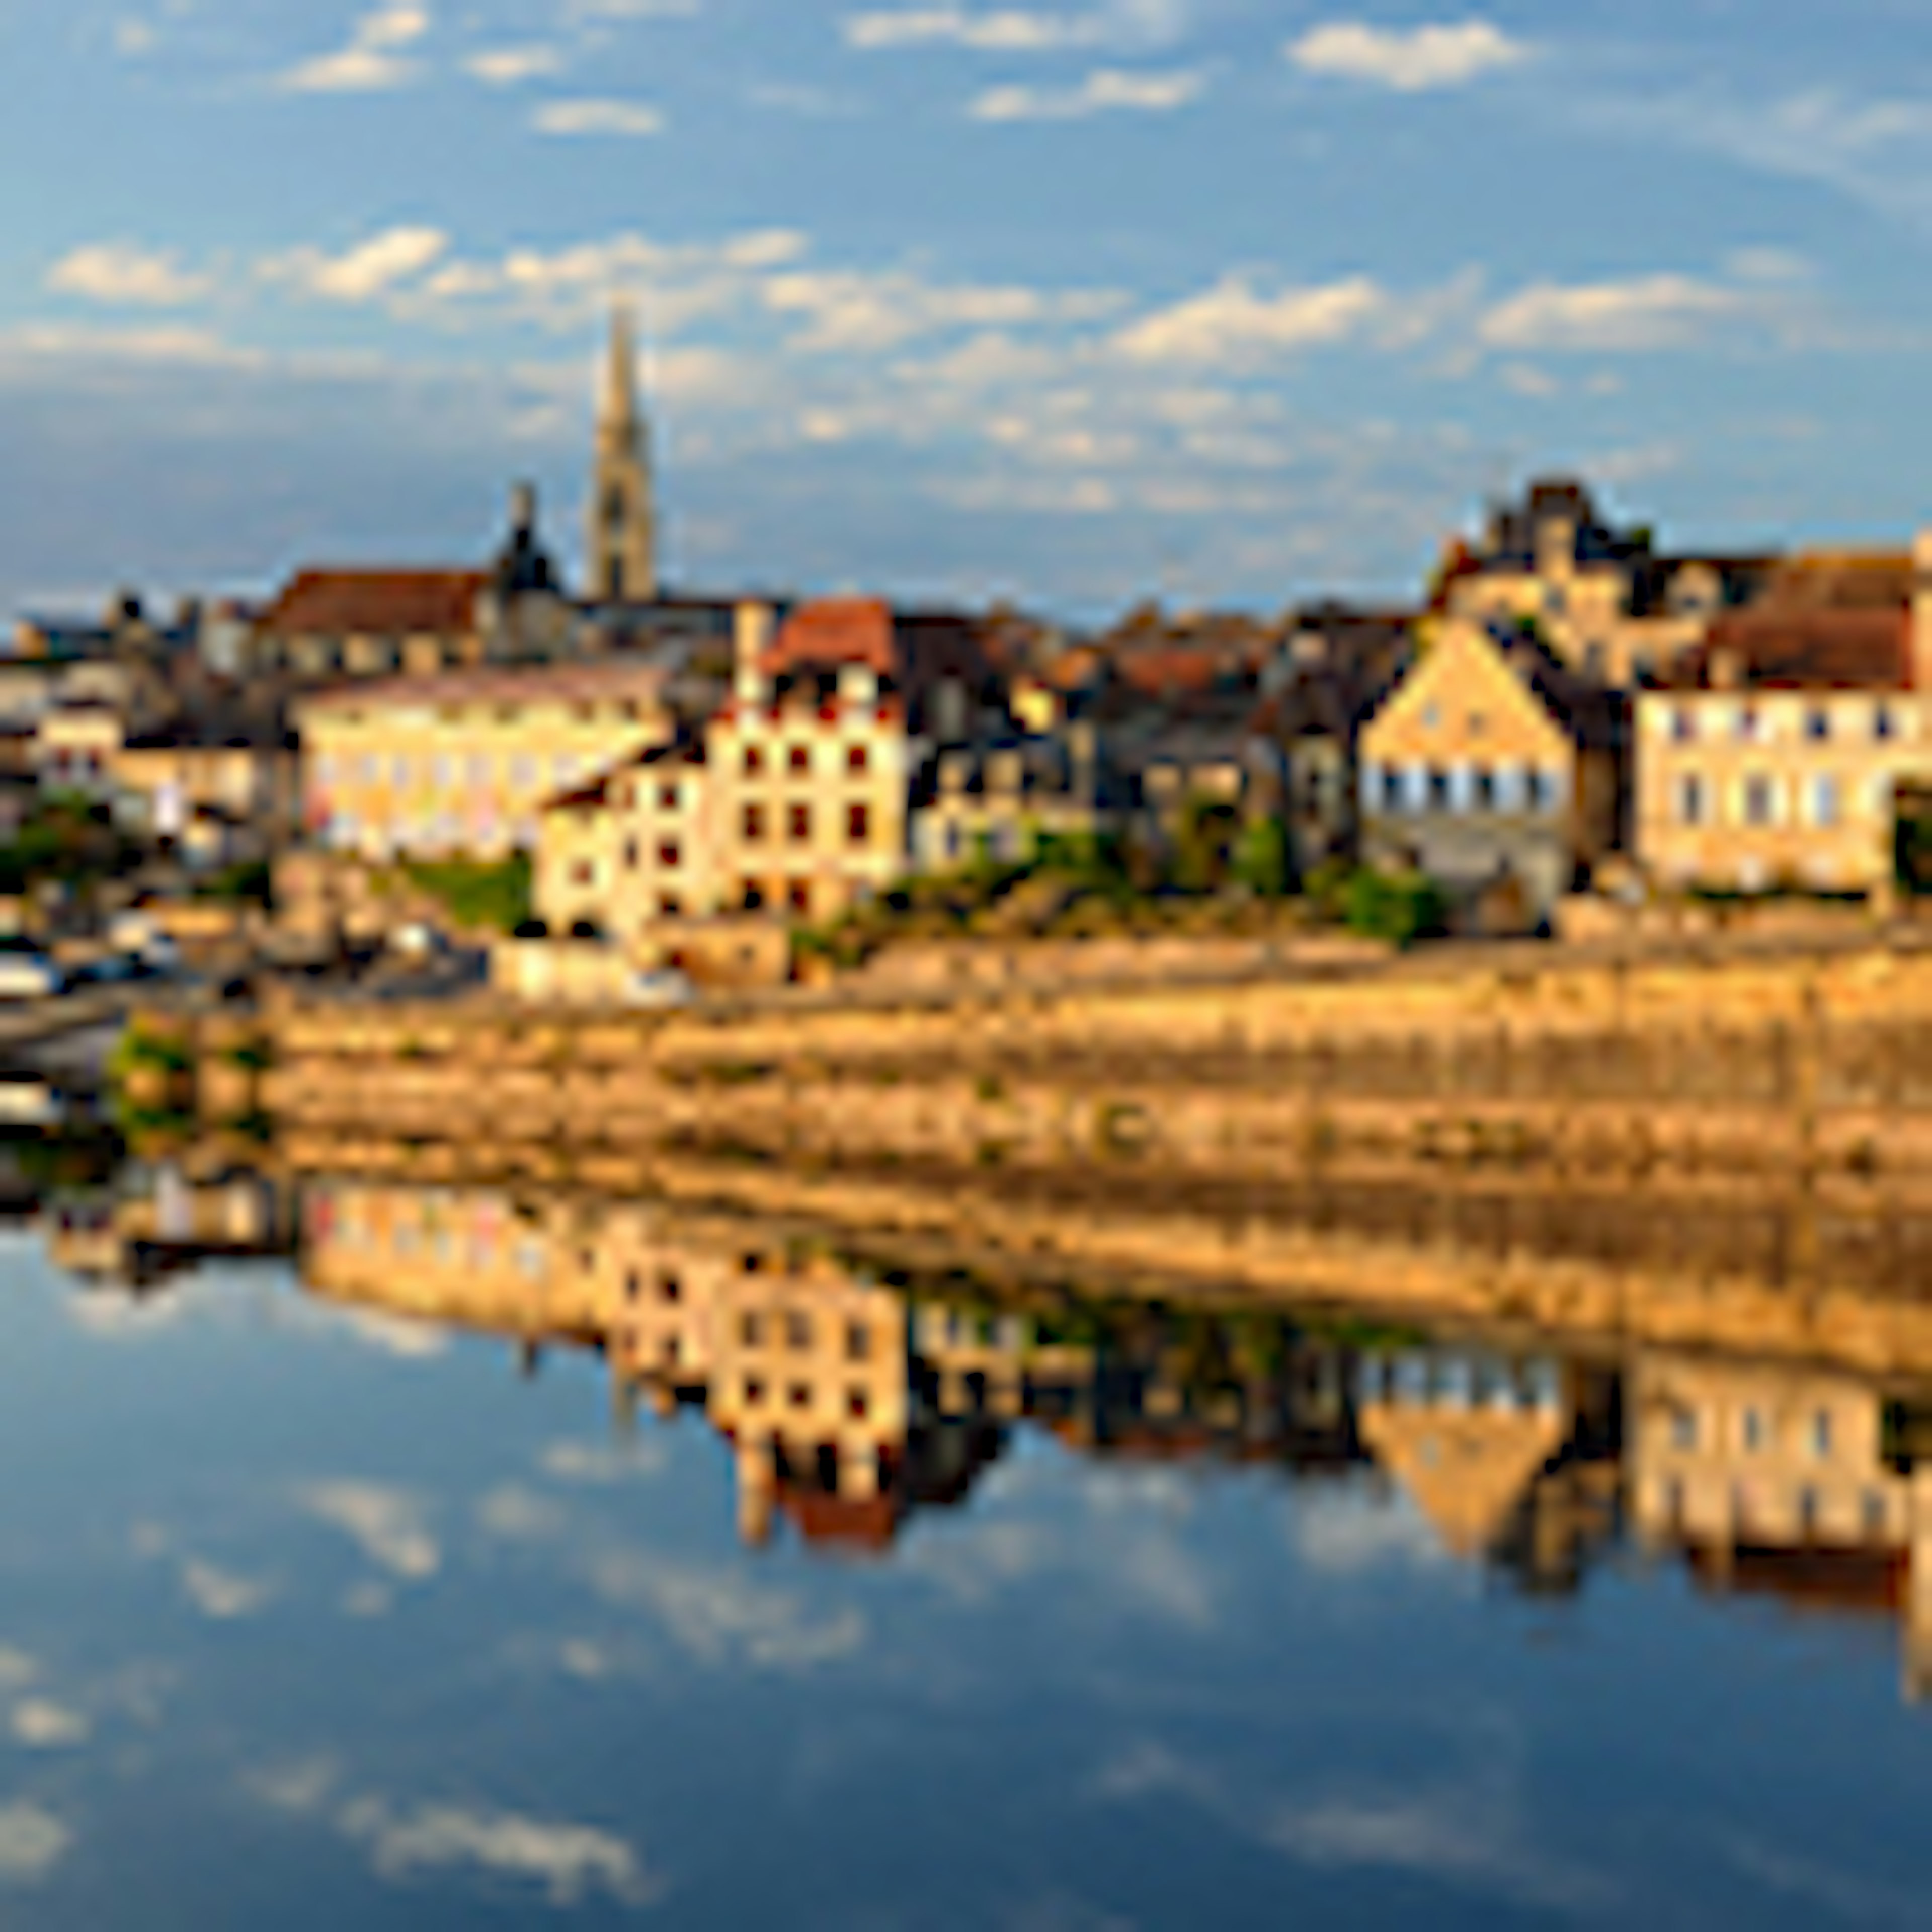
top-left (1358, 619), bottom-right (1624, 923)
top-left (299, 657), bottom-right (675, 861)
top-left (535, 599), bottom-right (914, 941)
top-left (1634, 533), bottom-right (1932, 895)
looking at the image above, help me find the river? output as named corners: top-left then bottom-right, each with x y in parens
top-left (0, 1133), bottom-right (1928, 1926)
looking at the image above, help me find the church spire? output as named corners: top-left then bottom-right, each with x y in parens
top-left (586, 298), bottom-right (657, 604)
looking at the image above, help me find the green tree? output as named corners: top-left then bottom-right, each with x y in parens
top-left (1230, 815), bottom-right (1292, 897)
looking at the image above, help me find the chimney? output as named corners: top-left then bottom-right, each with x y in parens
top-left (1914, 527), bottom-right (1932, 692)
top-left (510, 479), bottom-right (537, 537)
top-left (734, 601), bottom-right (774, 702)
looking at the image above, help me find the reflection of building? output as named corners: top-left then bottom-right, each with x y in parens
top-left (1630, 1353), bottom-right (1932, 1698)
top-left (43, 1162), bottom-right (293, 1291)
top-left (1355, 1346), bottom-right (1622, 1591)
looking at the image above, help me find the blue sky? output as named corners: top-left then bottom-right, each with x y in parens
top-left (1, 1), bottom-right (1929, 620)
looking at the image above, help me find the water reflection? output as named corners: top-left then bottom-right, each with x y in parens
top-left (35, 1138), bottom-right (1932, 1710)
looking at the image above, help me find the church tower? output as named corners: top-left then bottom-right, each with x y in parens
top-left (586, 302), bottom-right (658, 604)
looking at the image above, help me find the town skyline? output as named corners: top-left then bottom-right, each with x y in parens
top-left (5, 2), bottom-right (1931, 620)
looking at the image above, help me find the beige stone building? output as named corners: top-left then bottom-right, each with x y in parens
top-left (1358, 618), bottom-right (1625, 922)
top-left (535, 598), bottom-right (916, 939)
top-left (1439, 477), bottom-right (1771, 689)
top-left (1634, 532), bottom-right (1932, 895)
top-left (298, 656), bottom-right (675, 861)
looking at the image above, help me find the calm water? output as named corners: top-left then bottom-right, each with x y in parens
top-left (2, 1149), bottom-right (1932, 1926)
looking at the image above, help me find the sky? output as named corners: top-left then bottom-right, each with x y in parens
top-left (1, 1), bottom-right (1929, 622)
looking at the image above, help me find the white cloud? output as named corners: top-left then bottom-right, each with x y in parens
top-left (1113, 272), bottom-right (1385, 363)
top-left (249, 1762), bottom-right (659, 1907)
top-left (0, 1806), bottom-right (70, 1885)
top-left (279, 4), bottom-right (433, 93)
top-left (1290, 1488), bottom-right (1447, 1575)
top-left (1480, 272), bottom-right (1741, 351)
top-left (301, 1481), bottom-right (440, 1580)
top-left (539, 1437), bottom-right (666, 1483)
top-left (970, 65), bottom-right (1204, 120)
top-left (112, 18), bottom-right (157, 56)
top-left (764, 265), bottom-right (1119, 351)
top-left (532, 97), bottom-right (666, 136)
top-left (588, 1548), bottom-right (867, 1670)
top-left (266, 226), bottom-right (450, 302)
top-left (1287, 19), bottom-right (1529, 92)
top-left (465, 43), bottom-right (564, 85)
top-left (181, 1559), bottom-right (276, 1620)
top-left (567, 0), bottom-right (699, 17)
top-left (0, 1651), bottom-right (38, 1694)
top-left (844, 0), bottom-right (1186, 51)
top-left (10, 1700), bottom-right (89, 1750)
top-left (47, 243), bottom-right (210, 308)
top-left (344, 1799), bottom-right (662, 1906)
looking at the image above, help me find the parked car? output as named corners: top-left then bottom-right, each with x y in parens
top-left (0, 952), bottom-right (64, 1000)
top-left (621, 968), bottom-right (696, 1009)
top-left (0, 1075), bottom-right (60, 1127)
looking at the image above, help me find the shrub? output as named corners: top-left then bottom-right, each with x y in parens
top-left (1343, 867), bottom-right (1446, 947)
top-left (400, 855), bottom-right (532, 933)
top-left (1230, 815), bottom-right (1292, 898)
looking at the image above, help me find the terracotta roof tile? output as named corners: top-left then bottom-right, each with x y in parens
top-left (1659, 607), bottom-right (1909, 692)
top-left (258, 569), bottom-right (489, 640)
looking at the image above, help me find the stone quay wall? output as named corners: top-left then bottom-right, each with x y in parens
top-left (144, 939), bottom-right (1932, 1185)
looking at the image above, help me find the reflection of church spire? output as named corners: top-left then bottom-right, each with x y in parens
top-left (587, 299), bottom-right (657, 604)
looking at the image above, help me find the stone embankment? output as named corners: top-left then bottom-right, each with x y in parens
top-left (133, 939), bottom-right (1932, 1185)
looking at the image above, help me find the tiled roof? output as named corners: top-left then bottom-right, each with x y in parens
top-left (257, 569), bottom-right (489, 640)
top-left (1762, 550), bottom-right (1914, 610)
top-left (1657, 607), bottom-right (1909, 692)
top-left (762, 597), bottom-right (896, 677)
top-left (296, 653), bottom-right (675, 715)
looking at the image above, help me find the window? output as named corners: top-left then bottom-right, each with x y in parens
top-left (1744, 775), bottom-right (1776, 828)
top-left (468, 752), bottom-right (491, 785)
top-left (512, 755), bottom-right (536, 790)
top-left (1812, 1410), bottom-right (1833, 1457)
top-left (1806, 707), bottom-right (1831, 742)
top-left (1736, 705), bottom-right (1759, 744)
top-left (1813, 776), bottom-right (1840, 828)
top-left (788, 743), bottom-right (811, 774)
top-left (570, 859), bottom-right (594, 887)
top-left (788, 802), bottom-right (812, 842)
top-left (659, 1272), bottom-right (681, 1304)
top-left (848, 1389), bottom-right (870, 1420)
top-left (1427, 767), bottom-right (1450, 811)
top-left (848, 802), bottom-right (870, 844)
top-left (744, 744), bottom-right (765, 776)
top-left (743, 1377), bottom-right (765, 1406)
top-left (1678, 774), bottom-right (1704, 826)
top-left (740, 1313), bottom-right (764, 1346)
top-left (787, 881), bottom-right (810, 913)
top-left (1671, 1409), bottom-right (1697, 1451)
top-left (1421, 701), bottom-right (1441, 730)
top-left (786, 1312), bottom-right (812, 1349)
top-left (1473, 768), bottom-right (1497, 812)
top-left (743, 802), bottom-right (766, 842)
top-left (659, 893), bottom-right (682, 917)
top-left (847, 1321), bottom-right (871, 1361)
top-left (1742, 1407), bottom-right (1764, 1452)
top-left (659, 839), bottom-right (681, 869)
top-left (623, 839), bottom-right (640, 870)
top-left (847, 743), bottom-right (870, 774)
top-left (658, 781), bottom-right (679, 812)
top-left (1875, 703), bottom-right (1896, 742)
top-left (789, 1383), bottom-right (811, 1411)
